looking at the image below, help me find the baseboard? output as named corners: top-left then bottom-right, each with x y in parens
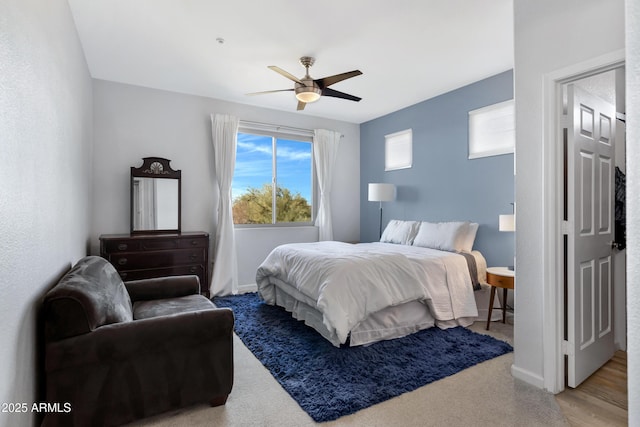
top-left (511, 364), bottom-right (545, 389)
top-left (237, 283), bottom-right (258, 294)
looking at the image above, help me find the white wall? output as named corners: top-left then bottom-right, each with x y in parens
top-left (512, 0), bottom-right (625, 388)
top-left (625, 0), bottom-right (639, 424)
top-left (0, 0), bottom-right (93, 426)
top-left (235, 226), bottom-right (319, 288)
top-left (91, 80), bottom-right (360, 288)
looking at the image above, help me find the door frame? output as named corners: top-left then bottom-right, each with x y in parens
top-left (541, 49), bottom-right (625, 393)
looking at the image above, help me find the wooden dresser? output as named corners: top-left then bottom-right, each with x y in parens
top-left (100, 232), bottom-right (210, 297)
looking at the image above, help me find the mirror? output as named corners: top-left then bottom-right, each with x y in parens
top-left (131, 157), bottom-right (181, 234)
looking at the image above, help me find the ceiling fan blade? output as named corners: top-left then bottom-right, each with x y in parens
top-left (315, 70), bottom-right (362, 89)
top-left (321, 87), bottom-right (362, 102)
top-left (268, 66), bottom-right (303, 84)
top-left (297, 101), bottom-right (306, 111)
top-left (246, 89), bottom-right (294, 96)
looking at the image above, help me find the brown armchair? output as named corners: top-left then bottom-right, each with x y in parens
top-left (42, 256), bottom-right (234, 427)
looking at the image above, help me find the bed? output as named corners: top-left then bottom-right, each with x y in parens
top-left (256, 220), bottom-right (488, 347)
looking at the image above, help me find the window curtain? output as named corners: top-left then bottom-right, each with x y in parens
top-left (313, 129), bottom-right (341, 241)
top-left (210, 114), bottom-right (239, 296)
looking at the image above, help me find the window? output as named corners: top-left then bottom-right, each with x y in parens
top-left (232, 128), bottom-right (314, 225)
top-left (385, 129), bottom-right (413, 171)
top-left (468, 99), bottom-right (515, 159)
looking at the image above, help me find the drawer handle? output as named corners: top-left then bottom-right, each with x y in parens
top-left (189, 254), bottom-right (197, 261)
top-left (117, 243), bottom-right (128, 251)
top-left (120, 272), bottom-right (128, 280)
top-left (190, 240), bottom-right (198, 246)
top-left (190, 267), bottom-right (197, 273)
top-left (118, 258), bottom-right (128, 266)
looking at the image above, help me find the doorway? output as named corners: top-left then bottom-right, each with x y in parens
top-left (540, 51), bottom-right (626, 394)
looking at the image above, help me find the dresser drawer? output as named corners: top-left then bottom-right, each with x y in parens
top-left (179, 237), bottom-right (208, 249)
top-left (118, 265), bottom-right (205, 283)
top-left (102, 239), bottom-right (141, 253)
top-left (138, 238), bottom-right (181, 251)
top-left (110, 249), bottom-right (205, 270)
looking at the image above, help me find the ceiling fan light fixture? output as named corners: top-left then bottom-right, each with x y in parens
top-left (295, 86), bottom-right (321, 103)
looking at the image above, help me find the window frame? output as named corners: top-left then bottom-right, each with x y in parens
top-left (233, 125), bottom-right (316, 228)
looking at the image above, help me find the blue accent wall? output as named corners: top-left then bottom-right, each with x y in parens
top-left (360, 70), bottom-right (514, 267)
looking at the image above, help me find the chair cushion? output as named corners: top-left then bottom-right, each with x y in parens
top-left (133, 294), bottom-right (216, 320)
top-left (44, 256), bottom-right (133, 341)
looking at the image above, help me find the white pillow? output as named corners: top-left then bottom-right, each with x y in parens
top-left (380, 220), bottom-right (420, 245)
top-left (412, 221), bottom-right (470, 252)
top-left (460, 222), bottom-right (479, 252)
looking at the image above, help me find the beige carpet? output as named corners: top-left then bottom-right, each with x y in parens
top-left (127, 320), bottom-right (568, 427)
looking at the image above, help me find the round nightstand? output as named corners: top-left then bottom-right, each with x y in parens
top-left (485, 267), bottom-right (515, 330)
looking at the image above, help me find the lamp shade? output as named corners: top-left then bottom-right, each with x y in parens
top-left (499, 214), bottom-right (515, 232)
top-left (368, 183), bottom-right (396, 202)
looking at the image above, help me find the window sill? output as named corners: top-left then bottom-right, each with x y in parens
top-left (234, 224), bottom-right (316, 229)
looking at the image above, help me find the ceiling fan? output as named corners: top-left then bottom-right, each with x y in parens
top-left (247, 56), bottom-right (362, 110)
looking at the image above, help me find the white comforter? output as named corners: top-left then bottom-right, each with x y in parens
top-left (256, 241), bottom-right (478, 345)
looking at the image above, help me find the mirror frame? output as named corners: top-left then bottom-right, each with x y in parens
top-left (130, 157), bottom-right (181, 234)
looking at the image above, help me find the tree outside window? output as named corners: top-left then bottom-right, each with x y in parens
top-left (232, 131), bottom-right (313, 225)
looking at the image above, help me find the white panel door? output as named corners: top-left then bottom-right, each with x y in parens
top-left (566, 84), bottom-right (616, 388)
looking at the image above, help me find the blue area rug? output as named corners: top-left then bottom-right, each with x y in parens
top-left (213, 292), bottom-right (513, 423)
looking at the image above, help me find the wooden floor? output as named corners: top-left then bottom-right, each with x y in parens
top-left (555, 351), bottom-right (628, 426)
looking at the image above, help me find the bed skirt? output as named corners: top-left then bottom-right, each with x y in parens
top-left (271, 284), bottom-right (436, 347)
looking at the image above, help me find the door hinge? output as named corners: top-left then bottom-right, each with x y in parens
top-left (560, 114), bottom-right (569, 128)
top-left (562, 340), bottom-right (574, 356)
top-left (561, 221), bottom-right (570, 235)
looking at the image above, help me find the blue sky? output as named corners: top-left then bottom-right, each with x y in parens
top-left (233, 133), bottom-right (312, 202)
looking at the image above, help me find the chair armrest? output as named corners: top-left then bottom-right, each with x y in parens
top-left (46, 307), bottom-right (234, 372)
top-left (125, 275), bottom-right (201, 301)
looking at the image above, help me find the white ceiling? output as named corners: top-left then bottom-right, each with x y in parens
top-left (67, 0), bottom-right (514, 124)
